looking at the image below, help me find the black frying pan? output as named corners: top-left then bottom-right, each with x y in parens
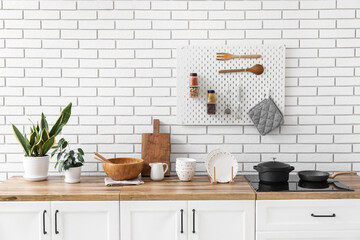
top-left (298, 170), bottom-right (357, 182)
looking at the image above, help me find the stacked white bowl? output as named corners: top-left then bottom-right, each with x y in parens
top-left (176, 158), bottom-right (196, 181)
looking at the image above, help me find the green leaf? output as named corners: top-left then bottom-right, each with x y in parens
top-left (51, 149), bottom-right (57, 158)
top-left (40, 113), bottom-right (49, 131)
top-left (57, 152), bottom-right (62, 161)
top-left (78, 148), bottom-right (84, 155)
top-left (49, 103), bottom-right (72, 137)
top-left (41, 136), bottom-right (55, 156)
top-left (11, 124), bottom-right (31, 156)
top-left (36, 122), bottom-right (40, 133)
top-left (49, 115), bottom-right (63, 137)
top-left (69, 150), bottom-right (74, 157)
top-left (40, 129), bottom-right (49, 143)
top-left (77, 154), bottom-right (84, 163)
top-left (58, 138), bottom-right (65, 146)
top-left (62, 141), bottom-right (68, 149)
top-left (59, 102), bottom-right (72, 125)
top-left (31, 145), bottom-right (38, 156)
top-left (35, 140), bottom-right (44, 156)
top-left (29, 132), bottom-right (36, 146)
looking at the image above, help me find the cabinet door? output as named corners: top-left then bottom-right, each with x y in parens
top-left (188, 200), bottom-right (255, 240)
top-left (257, 199), bottom-right (360, 232)
top-left (0, 201), bottom-right (51, 240)
top-left (52, 201), bottom-right (119, 240)
top-left (257, 230), bottom-right (360, 240)
top-left (121, 201), bottom-right (187, 240)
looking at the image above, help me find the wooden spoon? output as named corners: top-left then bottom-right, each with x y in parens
top-left (94, 157), bottom-right (108, 163)
top-left (219, 64), bottom-right (264, 75)
top-left (94, 152), bottom-right (112, 164)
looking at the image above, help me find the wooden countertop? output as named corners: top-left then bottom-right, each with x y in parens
top-left (0, 175), bottom-right (255, 201)
top-left (1, 175), bottom-right (360, 201)
top-left (120, 176), bottom-right (255, 200)
top-left (255, 175), bottom-right (360, 200)
top-left (0, 176), bottom-right (122, 201)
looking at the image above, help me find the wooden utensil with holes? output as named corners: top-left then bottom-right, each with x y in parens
top-left (216, 52), bottom-right (261, 61)
top-left (141, 119), bottom-right (170, 177)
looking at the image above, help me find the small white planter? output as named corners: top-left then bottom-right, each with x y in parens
top-left (23, 155), bottom-right (50, 182)
top-left (64, 166), bottom-right (82, 184)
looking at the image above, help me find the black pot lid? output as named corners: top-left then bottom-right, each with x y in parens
top-left (256, 161), bottom-right (292, 171)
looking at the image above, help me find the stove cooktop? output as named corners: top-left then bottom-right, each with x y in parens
top-left (245, 175), bottom-right (354, 192)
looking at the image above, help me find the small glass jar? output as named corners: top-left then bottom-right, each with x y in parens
top-left (207, 103), bottom-right (216, 115)
top-left (189, 73), bottom-right (198, 86)
top-left (189, 73), bottom-right (199, 98)
top-left (207, 90), bottom-right (216, 103)
top-left (190, 86), bottom-right (199, 98)
top-left (207, 90), bottom-right (216, 115)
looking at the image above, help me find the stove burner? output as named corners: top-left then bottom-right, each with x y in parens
top-left (298, 180), bottom-right (329, 189)
top-left (245, 175), bottom-right (354, 192)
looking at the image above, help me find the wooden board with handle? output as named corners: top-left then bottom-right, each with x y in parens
top-left (141, 119), bottom-right (170, 177)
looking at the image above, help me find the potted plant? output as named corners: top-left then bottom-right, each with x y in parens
top-left (52, 138), bottom-right (84, 184)
top-left (11, 103), bottom-right (72, 181)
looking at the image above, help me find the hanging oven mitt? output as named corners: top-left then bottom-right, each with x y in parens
top-left (248, 97), bottom-right (284, 136)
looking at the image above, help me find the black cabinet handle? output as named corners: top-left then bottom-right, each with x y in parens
top-left (180, 209), bottom-right (184, 234)
top-left (192, 209), bottom-right (196, 234)
top-left (42, 210), bottom-right (47, 235)
top-left (55, 210), bottom-right (59, 234)
top-left (311, 213), bottom-right (336, 218)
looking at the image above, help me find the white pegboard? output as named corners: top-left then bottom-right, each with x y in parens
top-left (177, 45), bottom-right (285, 125)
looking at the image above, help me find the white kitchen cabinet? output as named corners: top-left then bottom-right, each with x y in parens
top-left (0, 201), bottom-right (51, 240)
top-left (121, 201), bottom-right (187, 240)
top-left (257, 199), bottom-right (360, 240)
top-left (188, 200), bottom-right (255, 240)
top-left (257, 199), bottom-right (360, 232)
top-left (120, 200), bottom-right (255, 240)
top-left (51, 201), bottom-right (119, 240)
top-left (257, 230), bottom-right (360, 240)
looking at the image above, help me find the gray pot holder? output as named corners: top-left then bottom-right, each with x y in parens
top-left (248, 97), bottom-right (284, 136)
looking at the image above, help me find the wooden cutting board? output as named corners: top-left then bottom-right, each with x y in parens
top-left (141, 119), bottom-right (170, 177)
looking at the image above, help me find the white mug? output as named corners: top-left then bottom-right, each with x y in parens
top-left (149, 162), bottom-right (168, 181)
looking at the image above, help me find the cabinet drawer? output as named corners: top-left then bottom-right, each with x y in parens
top-left (257, 199), bottom-right (360, 231)
top-left (257, 231), bottom-right (360, 240)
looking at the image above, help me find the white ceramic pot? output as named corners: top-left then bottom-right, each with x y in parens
top-left (176, 158), bottom-right (197, 168)
top-left (64, 166), bottom-right (82, 184)
top-left (176, 168), bottom-right (196, 181)
top-left (176, 158), bottom-right (196, 181)
top-left (23, 155), bottom-right (50, 181)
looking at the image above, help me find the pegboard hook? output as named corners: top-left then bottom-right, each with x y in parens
top-left (265, 88), bottom-right (271, 98)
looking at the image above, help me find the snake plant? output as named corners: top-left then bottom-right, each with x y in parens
top-left (11, 103), bottom-right (72, 157)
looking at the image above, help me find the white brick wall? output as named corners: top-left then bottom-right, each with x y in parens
top-left (0, 0), bottom-right (359, 181)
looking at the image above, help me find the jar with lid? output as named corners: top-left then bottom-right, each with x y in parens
top-left (189, 73), bottom-right (199, 98)
top-left (207, 90), bottom-right (216, 115)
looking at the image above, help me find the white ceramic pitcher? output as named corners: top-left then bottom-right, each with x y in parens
top-left (149, 162), bottom-right (168, 181)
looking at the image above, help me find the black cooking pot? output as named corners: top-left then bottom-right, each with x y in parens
top-left (254, 160), bottom-right (294, 183)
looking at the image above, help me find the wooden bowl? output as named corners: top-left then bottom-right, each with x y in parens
top-left (102, 158), bottom-right (144, 181)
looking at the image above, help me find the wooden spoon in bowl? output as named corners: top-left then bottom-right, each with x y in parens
top-left (94, 152), bottom-right (112, 164)
top-left (94, 157), bottom-right (109, 163)
top-left (219, 64), bottom-right (264, 75)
